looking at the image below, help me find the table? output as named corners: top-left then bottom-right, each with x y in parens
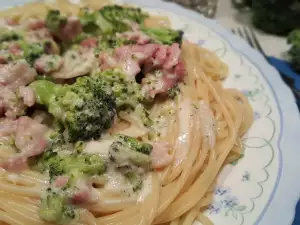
top-left (214, 2), bottom-right (299, 224)
top-left (215, 0), bottom-right (289, 59)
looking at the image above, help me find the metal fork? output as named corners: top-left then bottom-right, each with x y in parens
top-left (231, 27), bottom-right (300, 102)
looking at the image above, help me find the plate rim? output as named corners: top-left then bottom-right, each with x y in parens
top-left (121, 0), bottom-right (300, 224)
top-left (1, 0), bottom-right (300, 224)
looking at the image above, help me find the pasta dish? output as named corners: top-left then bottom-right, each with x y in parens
top-left (0, 1), bottom-right (253, 224)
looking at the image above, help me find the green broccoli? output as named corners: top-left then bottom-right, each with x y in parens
top-left (0, 28), bottom-right (23, 42)
top-left (19, 41), bottom-right (44, 66)
top-left (39, 189), bottom-right (76, 224)
top-left (29, 76), bottom-right (117, 143)
top-left (109, 135), bottom-right (152, 167)
top-left (167, 85), bottom-right (180, 99)
top-left (79, 5), bottom-right (148, 35)
top-left (45, 152), bottom-right (106, 180)
top-left (288, 29), bottom-right (300, 72)
top-left (45, 10), bottom-right (67, 34)
top-left (124, 171), bottom-right (143, 192)
top-left (100, 5), bottom-right (148, 27)
top-left (79, 7), bottom-right (113, 34)
top-left (33, 130), bottom-right (106, 181)
top-left (93, 69), bottom-right (143, 110)
top-left (140, 27), bottom-right (184, 45)
top-left (97, 34), bottom-right (132, 51)
top-left (134, 104), bottom-right (153, 127)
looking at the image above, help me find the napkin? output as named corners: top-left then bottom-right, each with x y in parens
top-left (268, 56), bottom-right (300, 109)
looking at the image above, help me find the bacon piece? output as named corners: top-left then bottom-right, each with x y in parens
top-left (0, 60), bottom-right (37, 90)
top-left (51, 50), bottom-right (96, 79)
top-left (0, 119), bottom-right (17, 136)
top-left (7, 43), bottom-right (22, 56)
top-left (0, 117), bottom-right (49, 172)
top-left (163, 43), bottom-right (181, 69)
top-left (34, 55), bottom-right (64, 74)
top-left (151, 141), bottom-right (172, 169)
top-left (26, 19), bottom-right (45, 30)
top-left (117, 31), bottom-right (151, 45)
top-left (80, 37), bottom-right (98, 49)
top-left (19, 86), bottom-right (35, 107)
top-left (0, 85), bottom-right (25, 119)
top-left (56, 17), bottom-right (82, 42)
top-left (55, 176), bottom-right (69, 188)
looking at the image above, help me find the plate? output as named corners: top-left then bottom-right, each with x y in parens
top-left (2, 0), bottom-right (300, 224)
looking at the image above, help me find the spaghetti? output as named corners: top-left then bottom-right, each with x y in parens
top-left (0, 1), bottom-right (253, 225)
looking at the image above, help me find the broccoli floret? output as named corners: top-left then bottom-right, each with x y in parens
top-left (48, 153), bottom-right (106, 179)
top-left (36, 147), bottom-right (106, 181)
top-left (140, 27), bottom-right (184, 45)
top-left (39, 189), bottom-right (75, 224)
top-left (100, 5), bottom-right (148, 25)
top-left (79, 7), bottom-right (113, 34)
top-left (124, 172), bottom-right (143, 192)
top-left (30, 77), bottom-right (117, 143)
top-left (99, 5), bottom-right (148, 33)
top-left (45, 10), bottom-right (67, 34)
top-left (19, 41), bottom-right (44, 66)
top-left (93, 69), bottom-right (143, 110)
top-left (167, 85), bottom-right (180, 99)
top-left (134, 104), bottom-right (153, 127)
top-left (109, 135), bottom-right (152, 167)
top-left (97, 34), bottom-right (132, 51)
top-left (79, 5), bottom-right (148, 35)
top-left (0, 28), bottom-right (23, 42)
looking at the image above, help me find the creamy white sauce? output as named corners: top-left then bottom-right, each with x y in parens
top-left (174, 98), bottom-right (192, 166)
top-left (199, 100), bottom-right (216, 149)
top-left (137, 173), bottom-right (152, 202)
top-left (84, 139), bottom-right (114, 158)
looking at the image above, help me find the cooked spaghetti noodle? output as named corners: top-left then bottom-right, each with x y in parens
top-left (0, 1), bottom-right (253, 225)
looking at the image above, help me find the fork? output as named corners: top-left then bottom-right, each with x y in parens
top-left (231, 27), bottom-right (300, 107)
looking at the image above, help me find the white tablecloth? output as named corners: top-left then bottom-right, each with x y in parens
top-left (215, 0), bottom-right (289, 59)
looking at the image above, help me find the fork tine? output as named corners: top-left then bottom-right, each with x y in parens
top-left (231, 28), bottom-right (236, 34)
top-left (242, 27), bottom-right (255, 48)
top-left (248, 27), bottom-right (267, 57)
top-left (237, 27), bottom-right (244, 39)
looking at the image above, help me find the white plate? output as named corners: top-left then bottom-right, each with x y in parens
top-left (2, 0), bottom-right (300, 224)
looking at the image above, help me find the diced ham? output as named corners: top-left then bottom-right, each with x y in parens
top-left (0, 119), bottom-right (17, 136)
top-left (99, 52), bottom-right (118, 70)
top-left (6, 18), bottom-right (19, 26)
top-left (55, 175), bottom-right (69, 188)
top-left (26, 19), bottom-right (45, 30)
top-left (15, 116), bottom-right (49, 150)
top-left (163, 43), bottom-right (181, 69)
top-left (70, 179), bottom-right (98, 205)
top-left (153, 46), bottom-right (167, 66)
top-left (80, 37), bottom-right (98, 49)
top-left (151, 141), bottom-right (172, 169)
top-left (19, 86), bottom-right (35, 107)
top-left (0, 117), bottom-right (49, 172)
top-left (0, 54), bottom-right (7, 64)
top-left (0, 60), bottom-right (37, 90)
top-left (34, 55), bottom-right (64, 74)
top-left (117, 31), bottom-right (151, 45)
top-left (25, 28), bottom-right (53, 43)
top-left (0, 85), bottom-right (25, 119)
top-left (71, 190), bottom-right (90, 204)
top-left (51, 50), bottom-right (96, 79)
top-left (100, 43), bottom-right (185, 97)
top-left (7, 43), bottom-right (22, 56)
top-left (55, 17), bottom-right (82, 42)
